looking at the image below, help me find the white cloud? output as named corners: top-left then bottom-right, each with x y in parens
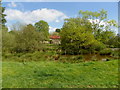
top-left (88, 19), bottom-right (109, 27)
top-left (4, 8), bottom-right (68, 24)
top-left (7, 2), bottom-right (17, 8)
top-left (88, 19), bottom-right (118, 34)
top-left (49, 26), bottom-right (57, 33)
top-left (55, 20), bottom-right (60, 23)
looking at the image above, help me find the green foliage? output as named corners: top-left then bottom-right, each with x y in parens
top-left (2, 29), bottom-right (16, 52)
top-left (89, 40), bottom-right (106, 52)
top-left (107, 34), bottom-right (120, 48)
top-left (55, 28), bottom-right (61, 33)
top-left (80, 49), bottom-right (90, 54)
top-left (14, 24), bottom-right (44, 53)
top-left (34, 20), bottom-right (49, 40)
top-left (60, 9), bottom-right (117, 55)
top-left (79, 9), bottom-right (116, 43)
top-left (60, 17), bottom-right (103, 55)
top-left (2, 23), bottom-right (48, 53)
top-left (100, 31), bottom-right (115, 44)
top-left (0, 1), bottom-right (8, 30)
top-left (59, 55), bottom-right (84, 63)
top-left (76, 55), bottom-right (84, 60)
top-left (0, 1), bottom-right (7, 28)
top-left (99, 48), bottom-right (112, 55)
top-left (79, 9), bottom-right (107, 20)
top-left (111, 49), bottom-right (120, 58)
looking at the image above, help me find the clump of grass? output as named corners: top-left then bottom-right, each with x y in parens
top-left (59, 55), bottom-right (84, 63)
top-left (91, 56), bottom-right (98, 61)
top-left (76, 55), bottom-right (84, 60)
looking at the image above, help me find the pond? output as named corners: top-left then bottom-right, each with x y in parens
top-left (83, 54), bottom-right (116, 61)
top-left (62, 53), bottom-right (119, 61)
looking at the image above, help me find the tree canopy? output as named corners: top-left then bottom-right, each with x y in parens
top-left (60, 9), bottom-right (117, 55)
top-left (0, 1), bottom-right (7, 31)
top-left (60, 17), bottom-right (105, 54)
top-left (79, 9), bottom-right (117, 43)
top-left (34, 20), bottom-right (49, 40)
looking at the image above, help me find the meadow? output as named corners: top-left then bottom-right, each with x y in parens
top-left (2, 51), bottom-right (119, 88)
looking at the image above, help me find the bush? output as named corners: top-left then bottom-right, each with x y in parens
top-left (100, 48), bottom-right (112, 55)
top-left (91, 56), bottom-right (98, 61)
top-left (13, 24), bottom-right (45, 53)
top-left (71, 55), bottom-right (84, 63)
top-left (59, 55), bottom-right (84, 63)
top-left (76, 55), bottom-right (84, 60)
top-left (111, 50), bottom-right (120, 58)
top-left (2, 30), bottom-right (16, 52)
top-left (80, 49), bottom-right (89, 54)
top-left (90, 40), bottom-right (106, 52)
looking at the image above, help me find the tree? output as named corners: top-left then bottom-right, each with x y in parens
top-left (11, 22), bottom-right (26, 31)
top-left (55, 28), bottom-right (61, 33)
top-left (100, 31), bottom-right (115, 45)
top-left (34, 20), bottom-right (49, 40)
top-left (2, 29), bottom-right (16, 53)
top-left (79, 9), bottom-right (117, 43)
top-left (0, 1), bottom-right (7, 31)
top-left (2, 23), bottom-right (47, 53)
top-left (14, 24), bottom-right (44, 52)
top-left (1, 2), bottom-right (8, 54)
top-left (107, 34), bottom-right (120, 48)
top-left (60, 17), bottom-right (103, 55)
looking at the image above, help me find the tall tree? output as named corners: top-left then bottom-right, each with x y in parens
top-left (14, 24), bottom-right (44, 52)
top-left (79, 9), bottom-right (117, 42)
top-left (60, 17), bottom-right (104, 55)
top-left (34, 20), bottom-right (49, 40)
top-left (0, 1), bottom-right (7, 30)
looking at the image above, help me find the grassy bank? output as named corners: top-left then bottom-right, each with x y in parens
top-left (2, 60), bottom-right (118, 88)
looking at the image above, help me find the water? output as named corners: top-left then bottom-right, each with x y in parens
top-left (83, 54), bottom-right (115, 61)
top-left (62, 54), bottom-right (118, 61)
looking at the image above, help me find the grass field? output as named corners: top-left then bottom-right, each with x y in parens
top-left (2, 59), bottom-right (118, 88)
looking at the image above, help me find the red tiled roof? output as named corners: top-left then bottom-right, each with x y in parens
top-left (50, 35), bottom-right (60, 39)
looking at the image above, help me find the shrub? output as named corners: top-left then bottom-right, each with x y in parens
top-left (2, 30), bottom-right (16, 53)
top-left (111, 50), bottom-right (120, 58)
top-left (91, 56), bottom-right (98, 61)
top-left (100, 48), bottom-right (112, 55)
top-left (58, 55), bottom-right (84, 63)
top-left (76, 55), bottom-right (84, 60)
top-left (68, 55), bottom-right (84, 63)
top-left (90, 40), bottom-right (106, 52)
top-left (13, 24), bottom-right (45, 53)
top-left (80, 49), bottom-right (89, 54)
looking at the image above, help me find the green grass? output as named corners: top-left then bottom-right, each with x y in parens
top-left (2, 60), bottom-right (118, 88)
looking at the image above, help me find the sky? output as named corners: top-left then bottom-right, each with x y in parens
top-left (2, 1), bottom-right (118, 33)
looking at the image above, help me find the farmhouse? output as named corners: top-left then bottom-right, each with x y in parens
top-left (50, 35), bottom-right (61, 44)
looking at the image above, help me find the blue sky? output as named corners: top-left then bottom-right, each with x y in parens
top-left (2, 2), bottom-right (118, 33)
